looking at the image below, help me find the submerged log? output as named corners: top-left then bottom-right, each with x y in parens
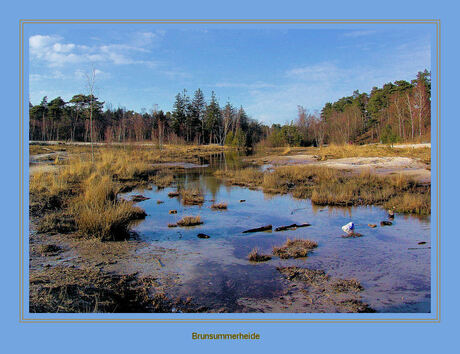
top-left (197, 233), bottom-right (210, 239)
top-left (274, 223), bottom-right (311, 232)
top-left (131, 194), bottom-right (150, 202)
top-left (242, 225), bottom-right (272, 233)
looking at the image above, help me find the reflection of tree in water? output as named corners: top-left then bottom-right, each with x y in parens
top-left (311, 203), bottom-right (353, 218)
top-left (201, 175), bottom-right (220, 200)
top-left (173, 151), bottom-right (254, 200)
top-left (199, 151), bottom-right (250, 171)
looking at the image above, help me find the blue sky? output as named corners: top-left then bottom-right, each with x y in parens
top-left (29, 26), bottom-right (431, 124)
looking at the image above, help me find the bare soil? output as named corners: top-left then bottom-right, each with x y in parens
top-left (258, 155), bottom-right (430, 183)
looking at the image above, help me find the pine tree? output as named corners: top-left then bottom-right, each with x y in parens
top-left (205, 91), bottom-right (221, 144)
top-left (189, 89), bottom-right (206, 143)
top-left (171, 90), bottom-right (188, 137)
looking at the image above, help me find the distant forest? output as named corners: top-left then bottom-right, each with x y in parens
top-left (29, 70), bottom-right (431, 148)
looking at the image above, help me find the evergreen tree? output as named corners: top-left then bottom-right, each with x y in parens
top-left (205, 91), bottom-right (221, 144)
top-left (189, 89), bottom-right (206, 143)
top-left (171, 90), bottom-right (188, 138)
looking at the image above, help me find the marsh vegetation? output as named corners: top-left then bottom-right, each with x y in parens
top-left (29, 142), bottom-right (431, 313)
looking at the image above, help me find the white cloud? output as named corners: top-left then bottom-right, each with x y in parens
top-left (29, 32), bottom-right (164, 67)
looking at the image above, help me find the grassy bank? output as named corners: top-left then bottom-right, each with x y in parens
top-left (29, 144), bottom-right (227, 240)
top-left (215, 165), bottom-right (430, 214)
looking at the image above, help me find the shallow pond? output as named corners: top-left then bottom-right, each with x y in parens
top-left (124, 157), bottom-right (431, 313)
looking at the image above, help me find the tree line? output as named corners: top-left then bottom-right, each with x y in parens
top-left (262, 70), bottom-right (431, 147)
top-left (29, 70), bottom-right (431, 148)
top-left (29, 88), bottom-right (265, 148)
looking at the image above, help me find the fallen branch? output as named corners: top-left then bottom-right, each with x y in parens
top-left (242, 225), bottom-right (272, 233)
top-left (275, 223), bottom-right (311, 232)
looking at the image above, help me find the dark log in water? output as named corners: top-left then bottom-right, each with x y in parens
top-left (242, 225), bottom-right (272, 233)
top-left (275, 223), bottom-right (311, 232)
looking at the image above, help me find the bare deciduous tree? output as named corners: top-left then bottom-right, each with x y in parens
top-left (85, 67), bottom-right (96, 162)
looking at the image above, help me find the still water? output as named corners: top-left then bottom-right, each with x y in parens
top-left (124, 155), bottom-right (431, 313)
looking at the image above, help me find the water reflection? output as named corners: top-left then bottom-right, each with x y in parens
top-left (124, 156), bottom-right (431, 313)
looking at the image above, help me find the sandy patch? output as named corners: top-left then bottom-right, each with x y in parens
top-left (382, 143), bottom-right (431, 149)
top-left (262, 155), bottom-right (431, 183)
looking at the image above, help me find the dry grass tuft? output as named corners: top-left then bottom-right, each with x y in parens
top-left (151, 172), bottom-right (174, 188)
top-left (214, 168), bottom-right (263, 187)
top-left (248, 248), bottom-right (272, 262)
top-left (71, 174), bottom-right (146, 241)
top-left (273, 238), bottom-right (318, 259)
top-left (211, 202), bottom-right (228, 210)
top-left (176, 216), bottom-right (203, 227)
top-left (180, 187), bottom-right (204, 205)
top-left (384, 192), bottom-right (431, 215)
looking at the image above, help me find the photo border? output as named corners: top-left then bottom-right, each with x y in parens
top-left (19, 19), bottom-right (441, 323)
